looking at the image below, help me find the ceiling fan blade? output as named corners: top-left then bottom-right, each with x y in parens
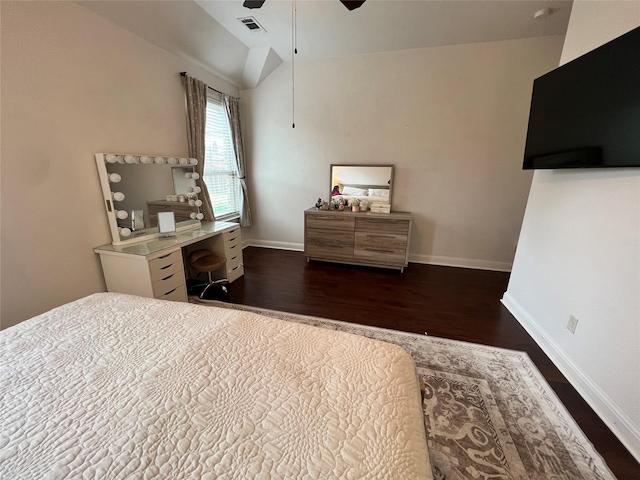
top-left (340, 0), bottom-right (366, 11)
top-left (243, 0), bottom-right (266, 9)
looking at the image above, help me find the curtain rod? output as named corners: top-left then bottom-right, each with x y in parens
top-left (179, 71), bottom-right (234, 97)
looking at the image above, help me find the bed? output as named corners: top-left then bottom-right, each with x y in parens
top-left (0, 293), bottom-right (430, 479)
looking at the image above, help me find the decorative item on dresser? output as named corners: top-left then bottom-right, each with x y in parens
top-left (304, 208), bottom-right (412, 272)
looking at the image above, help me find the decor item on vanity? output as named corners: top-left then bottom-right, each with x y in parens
top-left (349, 198), bottom-right (360, 212)
top-left (95, 153), bottom-right (203, 245)
top-left (359, 199), bottom-right (369, 212)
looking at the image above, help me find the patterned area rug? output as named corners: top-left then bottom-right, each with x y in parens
top-left (192, 299), bottom-right (615, 480)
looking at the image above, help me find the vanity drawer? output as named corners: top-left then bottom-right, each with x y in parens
top-left (223, 227), bottom-right (241, 245)
top-left (149, 250), bottom-right (184, 282)
top-left (227, 263), bottom-right (244, 283)
top-left (152, 271), bottom-right (185, 298)
top-left (226, 250), bottom-right (243, 271)
top-left (156, 284), bottom-right (187, 302)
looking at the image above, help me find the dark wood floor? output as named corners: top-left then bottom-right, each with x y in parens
top-left (229, 247), bottom-right (639, 479)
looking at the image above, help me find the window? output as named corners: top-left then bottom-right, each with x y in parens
top-left (204, 95), bottom-right (239, 220)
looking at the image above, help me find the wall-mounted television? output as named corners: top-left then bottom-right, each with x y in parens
top-left (523, 26), bottom-right (640, 170)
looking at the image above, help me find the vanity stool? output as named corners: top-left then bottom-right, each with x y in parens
top-left (187, 249), bottom-right (230, 301)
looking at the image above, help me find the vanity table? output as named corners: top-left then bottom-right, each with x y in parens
top-left (94, 221), bottom-right (243, 302)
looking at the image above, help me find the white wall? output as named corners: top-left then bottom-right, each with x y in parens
top-left (241, 36), bottom-right (564, 270)
top-left (0, 1), bottom-right (238, 329)
top-left (503, 1), bottom-right (640, 459)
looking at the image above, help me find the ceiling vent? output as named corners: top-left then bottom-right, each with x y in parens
top-left (238, 16), bottom-right (266, 34)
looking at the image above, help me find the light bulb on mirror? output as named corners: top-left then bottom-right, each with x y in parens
top-left (191, 172), bottom-right (200, 180)
top-left (112, 192), bottom-right (125, 202)
top-left (194, 199), bottom-right (203, 207)
top-left (188, 199), bottom-right (195, 206)
top-left (193, 186), bottom-right (202, 194)
top-left (184, 172), bottom-right (192, 179)
top-left (124, 155), bottom-right (137, 164)
top-left (196, 213), bottom-right (204, 220)
top-left (189, 158), bottom-right (198, 165)
top-left (190, 212), bottom-right (197, 220)
top-left (154, 156), bottom-right (166, 164)
top-left (120, 228), bottom-right (132, 237)
top-left (116, 155), bottom-right (126, 164)
top-left (105, 154), bottom-right (117, 163)
top-left (116, 210), bottom-right (129, 219)
top-left (179, 157), bottom-right (189, 165)
top-left (167, 157), bottom-right (178, 165)
top-left (140, 156), bottom-right (152, 164)
top-left (108, 173), bottom-right (121, 183)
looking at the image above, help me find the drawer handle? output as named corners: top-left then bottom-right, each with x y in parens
top-left (163, 288), bottom-right (177, 296)
top-left (161, 273), bottom-right (175, 281)
top-left (363, 248), bottom-right (394, 253)
top-left (160, 263), bottom-right (174, 270)
top-left (229, 244), bottom-right (237, 250)
top-left (231, 264), bottom-right (241, 271)
top-left (231, 255), bottom-right (238, 261)
top-left (365, 234), bottom-right (394, 238)
top-left (227, 236), bottom-right (237, 243)
top-left (158, 253), bottom-right (173, 259)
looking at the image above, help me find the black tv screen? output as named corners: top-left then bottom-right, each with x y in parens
top-left (523, 26), bottom-right (640, 170)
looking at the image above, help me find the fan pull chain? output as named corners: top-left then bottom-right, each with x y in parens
top-left (292, 0), bottom-right (297, 128)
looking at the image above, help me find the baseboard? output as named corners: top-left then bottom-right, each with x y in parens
top-left (242, 242), bottom-right (512, 272)
top-left (502, 293), bottom-right (640, 462)
top-left (409, 253), bottom-right (512, 272)
top-left (243, 239), bottom-right (304, 251)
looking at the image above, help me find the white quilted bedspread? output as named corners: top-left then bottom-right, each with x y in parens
top-left (0, 293), bottom-right (430, 479)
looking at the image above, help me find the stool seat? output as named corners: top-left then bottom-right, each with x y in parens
top-left (187, 249), bottom-right (229, 301)
top-left (189, 250), bottom-right (226, 273)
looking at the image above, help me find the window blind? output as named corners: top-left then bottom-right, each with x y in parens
top-left (204, 96), bottom-right (239, 220)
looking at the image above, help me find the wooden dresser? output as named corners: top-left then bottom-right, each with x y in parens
top-left (304, 208), bottom-right (412, 272)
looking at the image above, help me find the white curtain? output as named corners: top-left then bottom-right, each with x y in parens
top-left (222, 94), bottom-right (252, 227)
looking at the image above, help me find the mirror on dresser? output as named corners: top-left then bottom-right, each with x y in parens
top-left (95, 153), bottom-right (205, 245)
top-left (330, 165), bottom-right (394, 208)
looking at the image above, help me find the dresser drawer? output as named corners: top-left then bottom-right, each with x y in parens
top-left (356, 217), bottom-right (410, 235)
top-left (306, 214), bottom-right (355, 232)
top-left (354, 231), bottom-right (408, 266)
top-left (152, 270), bottom-right (185, 298)
top-left (149, 250), bottom-right (183, 282)
top-left (156, 284), bottom-right (187, 302)
top-left (306, 228), bottom-right (354, 261)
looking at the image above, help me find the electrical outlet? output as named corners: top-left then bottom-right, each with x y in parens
top-left (567, 315), bottom-right (579, 334)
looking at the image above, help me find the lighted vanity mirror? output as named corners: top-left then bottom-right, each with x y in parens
top-left (95, 153), bottom-right (204, 245)
top-left (330, 164), bottom-right (394, 207)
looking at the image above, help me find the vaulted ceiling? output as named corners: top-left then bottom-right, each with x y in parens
top-left (78, 0), bottom-right (572, 89)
